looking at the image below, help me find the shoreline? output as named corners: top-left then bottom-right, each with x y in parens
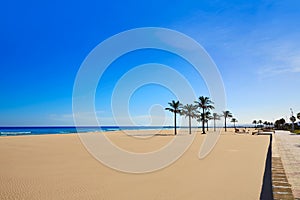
top-left (0, 126), bottom-right (256, 137)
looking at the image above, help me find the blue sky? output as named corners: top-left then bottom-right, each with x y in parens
top-left (1, 0), bottom-right (300, 126)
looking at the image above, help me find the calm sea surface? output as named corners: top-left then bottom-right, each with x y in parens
top-left (0, 126), bottom-right (174, 136)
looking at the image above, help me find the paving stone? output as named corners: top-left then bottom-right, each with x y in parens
top-left (273, 131), bottom-right (300, 199)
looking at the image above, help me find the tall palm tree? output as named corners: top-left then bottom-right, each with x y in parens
top-left (222, 110), bottom-right (232, 132)
top-left (181, 104), bottom-right (198, 134)
top-left (231, 118), bottom-right (238, 129)
top-left (165, 100), bottom-right (182, 135)
top-left (252, 120), bottom-right (257, 129)
top-left (212, 113), bottom-right (220, 132)
top-left (194, 96), bottom-right (214, 134)
top-left (297, 112), bottom-right (300, 121)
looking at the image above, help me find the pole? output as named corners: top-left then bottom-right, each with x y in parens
top-left (290, 108), bottom-right (295, 132)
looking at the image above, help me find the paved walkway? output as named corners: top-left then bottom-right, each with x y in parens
top-left (273, 131), bottom-right (300, 199)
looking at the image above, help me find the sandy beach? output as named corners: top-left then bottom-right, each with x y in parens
top-left (0, 129), bottom-right (269, 200)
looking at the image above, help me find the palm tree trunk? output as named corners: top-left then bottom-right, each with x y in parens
top-left (214, 119), bottom-right (216, 132)
top-left (174, 112), bottom-right (177, 135)
top-left (234, 122), bottom-right (236, 129)
top-left (206, 121), bottom-right (208, 131)
top-left (224, 117), bottom-right (227, 132)
top-left (189, 116), bottom-right (191, 134)
top-left (202, 108), bottom-right (205, 134)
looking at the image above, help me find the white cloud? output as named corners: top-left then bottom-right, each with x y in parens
top-left (255, 38), bottom-right (300, 77)
top-left (259, 66), bottom-right (300, 76)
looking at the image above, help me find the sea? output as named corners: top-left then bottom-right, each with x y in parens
top-left (0, 126), bottom-right (174, 136)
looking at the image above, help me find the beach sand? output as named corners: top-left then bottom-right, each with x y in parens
top-left (0, 129), bottom-right (269, 200)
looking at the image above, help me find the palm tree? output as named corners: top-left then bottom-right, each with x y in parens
top-left (252, 120), bottom-right (257, 129)
top-left (165, 100), bottom-right (182, 135)
top-left (204, 112), bottom-right (212, 131)
top-left (297, 112), bottom-right (300, 121)
top-left (263, 121), bottom-right (268, 128)
top-left (212, 113), bottom-right (220, 132)
top-left (290, 116), bottom-right (296, 132)
top-left (181, 104), bottom-right (198, 134)
top-left (231, 118), bottom-right (238, 129)
top-left (197, 111), bottom-right (211, 132)
top-left (194, 96), bottom-right (214, 134)
top-left (258, 120), bottom-right (263, 128)
top-left (222, 110), bottom-right (232, 132)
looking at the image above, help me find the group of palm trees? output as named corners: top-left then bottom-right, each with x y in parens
top-left (255, 111), bottom-right (300, 131)
top-left (276, 111), bottom-right (300, 131)
top-left (252, 120), bottom-right (273, 129)
top-left (165, 96), bottom-right (237, 135)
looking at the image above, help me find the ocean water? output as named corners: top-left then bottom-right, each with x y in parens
top-left (0, 126), bottom-right (173, 136)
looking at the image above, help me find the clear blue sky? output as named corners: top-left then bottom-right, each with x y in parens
top-left (1, 0), bottom-right (299, 126)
